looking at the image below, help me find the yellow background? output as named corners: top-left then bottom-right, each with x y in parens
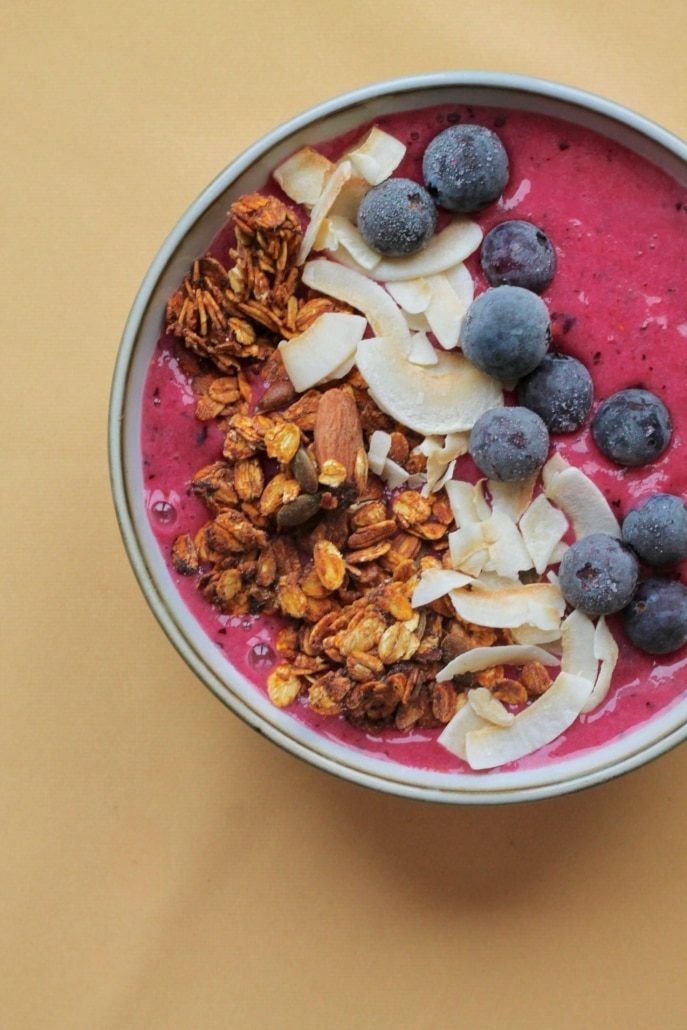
top-left (4, 2), bottom-right (687, 1026)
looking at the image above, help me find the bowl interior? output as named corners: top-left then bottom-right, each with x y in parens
top-left (110, 72), bottom-right (687, 803)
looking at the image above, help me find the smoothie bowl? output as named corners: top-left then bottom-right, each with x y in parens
top-left (109, 72), bottom-right (687, 804)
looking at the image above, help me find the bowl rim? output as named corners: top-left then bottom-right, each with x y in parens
top-left (109, 70), bottom-right (687, 804)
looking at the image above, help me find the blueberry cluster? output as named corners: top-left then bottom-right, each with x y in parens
top-left (357, 123), bottom-right (512, 258)
top-left (357, 120), bottom-right (685, 656)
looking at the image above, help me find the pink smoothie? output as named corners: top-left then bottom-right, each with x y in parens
top-left (142, 103), bottom-right (687, 773)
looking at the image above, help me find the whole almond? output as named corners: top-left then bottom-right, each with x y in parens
top-left (313, 389), bottom-right (365, 489)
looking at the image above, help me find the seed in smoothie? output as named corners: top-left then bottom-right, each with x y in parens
top-left (591, 387), bottom-right (673, 467)
top-left (480, 219), bottom-right (556, 293)
top-left (422, 123), bottom-right (509, 212)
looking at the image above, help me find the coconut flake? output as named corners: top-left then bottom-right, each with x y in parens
top-left (407, 332), bottom-right (439, 366)
top-left (423, 272), bottom-right (469, 350)
top-left (560, 609), bottom-right (599, 684)
top-left (581, 616), bottom-right (620, 713)
top-left (278, 312), bottom-right (366, 392)
top-left (411, 566), bottom-right (475, 608)
top-left (449, 580), bottom-right (565, 631)
top-left (332, 218), bottom-right (483, 282)
top-left (355, 334), bottom-right (503, 436)
top-left (543, 454), bottom-right (621, 539)
top-left (448, 523), bottom-right (489, 575)
top-left (436, 642), bottom-right (560, 682)
top-left (480, 510), bottom-right (534, 579)
top-left (445, 479), bottom-right (490, 526)
top-left (301, 259), bottom-right (411, 352)
top-left (273, 146), bottom-right (334, 207)
top-left (437, 701), bottom-right (488, 762)
top-left (298, 162), bottom-right (354, 264)
top-left (367, 429), bottom-right (392, 475)
top-left (468, 687), bottom-right (515, 727)
top-left (278, 311), bottom-right (368, 391)
top-left (487, 475), bottom-right (538, 523)
top-left (443, 261), bottom-right (475, 308)
top-left (519, 493), bottom-right (570, 575)
top-left (385, 277), bottom-right (433, 314)
top-left (323, 215), bottom-right (382, 270)
top-left (345, 126), bottom-right (406, 185)
top-left (417, 432), bottom-right (469, 494)
top-left (463, 672), bottom-right (595, 769)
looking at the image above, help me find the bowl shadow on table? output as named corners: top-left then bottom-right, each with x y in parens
top-left (291, 745), bottom-right (679, 915)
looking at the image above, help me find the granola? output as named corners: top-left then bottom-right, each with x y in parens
top-left (166, 191), bottom-right (554, 735)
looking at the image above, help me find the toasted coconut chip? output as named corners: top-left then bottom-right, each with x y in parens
top-left (401, 309), bottom-right (432, 333)
top-left (481, 510), bottom-right (534, 579)
top-left (437, 701), bottom-right (488, 762)
top-left (581, 616), bottom-right (620, 713)
top-left (301, 259), bottom-right (411, 353)
top-left (329, 176), bottom-right (371, 220)
top-left (385, 277), bottom-right (433, 314)
top-left (298, 162), bottom-right (354, 264)
top-left (407, 331), bottom-right (439, 366)
top-left (436, 642), bottom-right (559, 682)
top-left (411, 567), bottom-right (475, 608)
top-left (462, 672), bottom-right (595, 770)
top-left (469, 687), bottom-right (515, 727)
top-left (449, 580), bottom-right (565, 631)
top-left (443, 261), bottom-right (475, 308)
top-left (445, 478), bottom-right (491, 526)
top-left (519, 493), bottom-right (570, 575)
top-left (560, 609), bottom-right (598, 683)
top-left (344, 126), bottom-right (406, 185)
top-left (367, 429), bottom-right (392, 475)
top-left (312, 217), bottom-right (339, 253)
top-left (448, 523), bottom-right (489, 575)
top-left (278, 312), bottom-right (366, 392)
top-left (543, 454), bottom-right (621, 539)
top-left (355, 334), bottom-right (503, 436)
top-left (487, 475), bottom-right (538, 523)
top-left (418, 431), bottom-right (469, 495)
top-left (323, 215), bottom-right (382, 271)
top-left (332, 218), bottom-right (483, 282)
top-left (510, 623), bottom-right (562, 647)
top-left (423, 272), bottom-right (469, 350)
top-left (273, 146), bottom-right (334, 207)
top-left (382, 457), bottom-right (425, 491)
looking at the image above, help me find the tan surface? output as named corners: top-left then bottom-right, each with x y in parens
top-left (4, 1), bottom-right (687, 1026)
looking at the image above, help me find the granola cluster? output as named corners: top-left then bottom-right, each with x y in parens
top-left (166, 193), bottom-right (553, 734)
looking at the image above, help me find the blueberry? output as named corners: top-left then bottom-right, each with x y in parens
top-left (357, 178), bottom-right (436, 257)
top-left (623, 578), bottom-right (687, 654)
top-left (422, 124), bottom-right (509, 213)
top-left (622, 493), bottom-right (687, 566)
top-left (517, 352), bottom-right (594, 433)
top-left (558, 533), bottom-right (639, 616)
top-left (591, 388), bottom-right (672, 467)
top-left (469, 406), bottom-right (549, 482)
top-left (480, 220), bottom-right (556, 293)
top-left (461, 285), bottom-right (551, 381)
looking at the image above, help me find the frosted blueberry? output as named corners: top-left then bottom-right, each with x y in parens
top-left (422, 124), bottom-right (509, 213)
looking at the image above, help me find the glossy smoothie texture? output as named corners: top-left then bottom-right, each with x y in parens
top-left (141, 103), bottom-right (687, 773)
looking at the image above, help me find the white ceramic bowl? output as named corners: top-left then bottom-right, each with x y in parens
top-left (109, 72), bottom-right (687, 803)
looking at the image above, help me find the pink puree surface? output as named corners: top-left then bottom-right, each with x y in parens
top-left (141, 103), bottom-right (687, 774)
